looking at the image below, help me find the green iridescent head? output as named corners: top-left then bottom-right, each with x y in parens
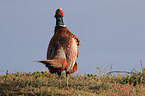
top-left (54, 8), bottom-right (65, 26)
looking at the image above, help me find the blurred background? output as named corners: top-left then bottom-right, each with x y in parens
top-left (0, 0), bottom-right (145, 75)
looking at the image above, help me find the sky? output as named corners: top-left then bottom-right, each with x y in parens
top-left (0, 0), bottom-right (145, 75)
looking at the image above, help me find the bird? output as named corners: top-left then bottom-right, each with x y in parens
top-left (36, 8), bottom-right (80, 87)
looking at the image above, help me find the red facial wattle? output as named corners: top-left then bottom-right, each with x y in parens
top-left (59, 8), bottom-right (64, 17)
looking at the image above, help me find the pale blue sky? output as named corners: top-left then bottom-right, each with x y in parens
top-left (0, 0), bottom-right (145, 75)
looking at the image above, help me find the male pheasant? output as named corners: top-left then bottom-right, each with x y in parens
top-left (36, 8), bottom-right (80, 87)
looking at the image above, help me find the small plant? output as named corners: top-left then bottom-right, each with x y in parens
top-left (119, 67), bottom-right (144, 86)
top-left (0, 64), bottom-right (145, 95)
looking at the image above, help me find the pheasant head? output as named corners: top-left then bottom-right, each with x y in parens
top-left (54, 8), bottom-right (65, 26)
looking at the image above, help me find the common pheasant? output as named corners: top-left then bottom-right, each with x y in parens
top-left (36, 8), bottom-right (80, 87)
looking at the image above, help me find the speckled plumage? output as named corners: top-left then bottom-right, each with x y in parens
top-left (47, 26), bottom-right (80, 73)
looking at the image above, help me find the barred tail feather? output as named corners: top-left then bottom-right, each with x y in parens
top-left (34, 60), bottom-right (62, 69)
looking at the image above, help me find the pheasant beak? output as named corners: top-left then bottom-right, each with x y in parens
top-left (59, 8), bottom-right (62, 11)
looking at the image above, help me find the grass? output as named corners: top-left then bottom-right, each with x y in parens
top-left (0, 67), bottom-right (145, 96)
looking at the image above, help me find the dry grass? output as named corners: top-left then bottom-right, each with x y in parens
top-left (0, 68), bottom-right (145, 96)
